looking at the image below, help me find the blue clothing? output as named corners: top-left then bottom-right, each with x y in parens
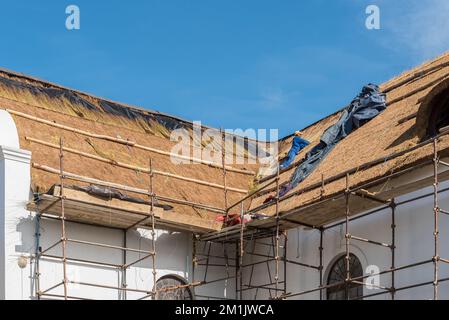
top-left (280, 136), bottom-right (310, 170)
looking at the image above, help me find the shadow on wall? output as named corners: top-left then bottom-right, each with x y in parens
top-left (16, 214), bottom-right (191, 274)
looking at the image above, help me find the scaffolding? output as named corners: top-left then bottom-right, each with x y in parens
top-left (196, 131), bottom-right (449, 300)
top-left (33, 137), bottom-right (221, 300)
top-left (31, 126), bottom-right (449, 300)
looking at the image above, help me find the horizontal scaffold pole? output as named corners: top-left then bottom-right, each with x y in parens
top-left (32, 162), bottom-right (226, 214)
top-left (4, 108), bottom-right (254, 175)
top-left (27, 137), bottom-right (247, 194)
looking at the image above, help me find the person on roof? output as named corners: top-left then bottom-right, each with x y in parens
top-left (279, 131), bottom-right (310, 170)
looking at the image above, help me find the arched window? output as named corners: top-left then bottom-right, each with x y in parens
top-left (416, 79), bottom-right (449, 139)
top-left (426, 87), bottom-right (449, 138)
top-left (327, 254), bottom-right (363, 300)
top-left (155, 274), bottom-right (194, 300)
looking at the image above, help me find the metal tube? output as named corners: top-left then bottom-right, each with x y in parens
top-left (222, 129), bottom-right (229, 222)
top-left (149, 158), bottom-right (157, 300)
top-left (191, 234), bottom-right (197, 293)
top-left (235, 241), bottom-right (239, 300)
top-left (319, 228), bottom-right (324, 300)
top-left (226, 179), bottom-right (278, 212)
top-left (391, 200), bottom-right (396, 300)
top-left (433, 139), bottom-right (439, 300)
top-left (345, 173), bottom-right (350, 300)
top-left (203, 242), bottom-right (212, 283)
top-left (283, 233), bottom-right (288, 296)
top-left (38, 198), bottom-right (61, 215)
top-left (70, 280), bottom-right (152, 294)
top-left (351, 280), bottom-right (390, 291)
top-left (281, 259), bottom-right (432, 299)
top-left (124, 253), bottom-right (155, 269)
top-left (59, 138), bottom-right (68, 300)
top-left (241, 258), bottom-right (277, 268)
top-left (438, 160), bottom-right (449, 168)
top-left (239, 202), bottom-right (244, 300)
top-left (66, 238), bottom-right (154, 255)
top-left (324, 184), bottom-right (449, 231)
top-left (39, 293), bottom-right (92, 301)
top-left (247, 240), bottom-right (256, 291)
top-left (274, 166), bottom-right (281, 298)
top-left (34, 212), bottom-right (41, 300)
top-left (243, 251), bottom-right (319, 269)
top-left (197, 263), bottom-right (237, 268)
top-left (122, 230), bottom-right (127, 300)
top-left (195, 253), bottom-right (237, 261)
top-left (39, 281), bottom-right (64, 295)
top-left (41, 254), bottom-right (122, 269)
top-left (34, 163), bottom-right (226, 214)
top-left (349, 235), bottom-right (392, 248)
top-left (241, 283), bottom-right (285, 292)
top-left (39, 239), bottom-right (63, 256)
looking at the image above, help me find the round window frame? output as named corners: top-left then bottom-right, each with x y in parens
top-left (155, 274), bottom-right (195, 300)
top-left (326, 253), bottom-right (364, 300)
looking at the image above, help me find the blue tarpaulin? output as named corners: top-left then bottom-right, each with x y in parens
top-left (279, 84), bottom-right (387, 197)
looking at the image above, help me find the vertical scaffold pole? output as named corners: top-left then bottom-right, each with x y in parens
top-left (239, 202), bottom-right (244, 300)
top-left (433, 139), bottom-right (439, 300)
top-left (283, 232), bottom-right (288, 296)
top-left (34, 210), bottom-right (41, 300)
top-left (192, 234), bottom-right (197, 288)
top-left (122, 230), bottom-right (127, 300)
top-left (235, 241), bottom-right (240, 300)
top-left (240, 202), bottom-right (244, 300)
top-left (221, 129), bottom-right (228, 212)
top-left (59, 138), bottom-right (68, 300)
top-left (274, 166), bottom-right (281, 298)
top-left (390, 199), bottom-right (396, 300)
top-left (149, 158), bottom-right (157, 300)
top-left (319, 228), bottom-right (324, 300)
top-left (221, 129), bottom-right (231, 297)
top-left (344, 173), bottom-right (351, 301)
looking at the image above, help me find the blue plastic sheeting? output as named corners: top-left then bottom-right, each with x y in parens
top-left (279, 84), bottom-right (387, 197)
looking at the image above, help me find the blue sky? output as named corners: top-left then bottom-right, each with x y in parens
top-left (1, 0), bottom-right (448, 137)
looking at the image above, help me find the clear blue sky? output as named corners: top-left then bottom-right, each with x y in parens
top-left (1, 0), bottom-right (448, 137)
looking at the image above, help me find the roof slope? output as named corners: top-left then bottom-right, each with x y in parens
top-left (246, 52), bottom-right (449, 227)
top-left (0, 68), bottom-right (261, 232)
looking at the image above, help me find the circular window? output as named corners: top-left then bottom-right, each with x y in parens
top-left (155, 275), bottom-right (194, 300)
top-left (327, 254), bottom-right (363, 300)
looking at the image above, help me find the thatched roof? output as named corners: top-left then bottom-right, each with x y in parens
top-left (3, 51), bottom-right (449, 235)
top-left (242, 51), bottom-right (449, 229)
top-left (0, 67), bottom-right (260, 232)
